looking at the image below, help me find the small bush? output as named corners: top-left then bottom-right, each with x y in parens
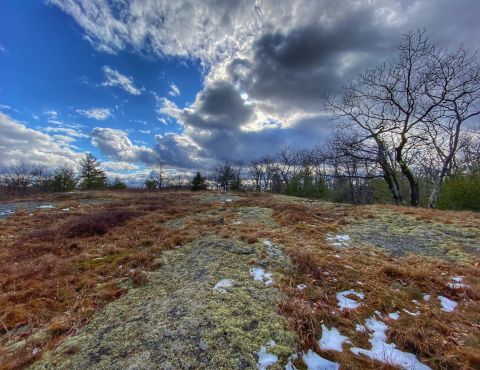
top-left (437, 174), bottom-right (480, 211)
top-left (22, 228), bottom-right (56, 242)
top-left (63, 209), bottom-right (141, 237)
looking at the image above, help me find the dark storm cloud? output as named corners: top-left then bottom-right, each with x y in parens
top-left (53, 0), bottom-right (480, 171)
top-left (187, 114), bottom-right (333, 163)
top-left (181, 81), bottom-right (254, 129)
top-left (154, 133), bottom-right (202, 169)
top-left (235, 11), bottom-right (395, 109)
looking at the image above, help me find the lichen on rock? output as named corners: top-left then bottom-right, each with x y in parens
top-left (30, 235), bottom-right (297, 369)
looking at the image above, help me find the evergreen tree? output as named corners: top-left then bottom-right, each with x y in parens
top-left (52, 167), bottom-right (77, 192)
top-left (144, 178), bottom-right (157, 189)
top-left (191, 171), bottom-right (207, 191)
top-left (109, 177), bottom-right (127, 190)
top-left (79, 153), bottom-right (107, 190)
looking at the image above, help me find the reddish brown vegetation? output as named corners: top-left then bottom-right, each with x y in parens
top-left (0, 191), bottom-right (213, 369)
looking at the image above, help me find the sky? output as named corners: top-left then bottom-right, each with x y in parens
top-left (0, 0), bottom-right (479, 184)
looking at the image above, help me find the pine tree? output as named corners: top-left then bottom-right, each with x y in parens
top-left (52, 167), bottom-right (77, 192)
top-left (79, 153), bottom-right (107, 190)
top-left (191, 171), bottom-right (207, 191)
top-left (109, 177), bottom-right (127, 190)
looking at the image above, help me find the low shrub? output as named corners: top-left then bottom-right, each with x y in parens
top-left (437, 174), bottom-right (480, 211)
top-left (63, 209), bottom-right (141, 237)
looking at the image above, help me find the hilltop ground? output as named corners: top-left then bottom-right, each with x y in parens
top-left (0, 191), bottom-right (479, 369)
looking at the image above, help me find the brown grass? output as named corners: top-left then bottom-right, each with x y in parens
top-left (62, 209), bottom-right (142, 237)
top-left (248, 196), bottom-right (480, 369)
top-left (1, 191), bottom-right (479, 369)
top-left (0, 191), bottom-right (213, 369)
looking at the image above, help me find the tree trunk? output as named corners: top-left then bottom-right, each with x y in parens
top-left (376, 138), bottom-right (403, 205)
top-left (396, 151), bottom-right (419, 206)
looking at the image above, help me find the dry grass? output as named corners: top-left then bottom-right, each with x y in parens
top-left (256, 197), bottom-right (480, 369)
top-left (0, 191), bottom-right (213, 369)
top-left (1, 191), bottom-right (479, 369)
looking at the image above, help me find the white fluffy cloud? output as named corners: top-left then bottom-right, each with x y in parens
top-left (91, 127), bottom-right (156, 163)
top-left (0, 112), bottom-right (82, 168)
top-left (101, 65), bottom-right (143, 95)
top-left (76, 107), bottom-right (113, 120)
top-left (42, 126), bottom-right (89, 138)
top-left (168, 82), bottom-right (181, 97)
top-left (50, 0), bottom-right (480, 169)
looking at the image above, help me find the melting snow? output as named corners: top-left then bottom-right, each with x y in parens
top-left (263, 240), bottom-right (274, 247)
top-left (302, 350), bottom-right (339, 370)
top-left (439, 296), bottom-right (457, 312)
top-left (233, 220), bottom-right (242, 225)
top-left (351, 316), bottom-right (431, 370)
top-left (388, 312), bottom-right (400, 320)
top-left (336, 290), bottom-right (364, 310)
top-left (61, 208), bottom-right (70, 211)
top-left (296, 284), bottom-right (307, 290)
top-left (250, 268), bottom-right (273, 285)
top-left (423, 294), bottom-right (431, 301)
top-left (319, 324), bottom-right (350, 352)
top-left (356, 324), bottom-right (366, 332)
top-left (447, 276), bottom-right (467, 289)
top-left (402, 309), bottom-right (419, 316)
top-left (37, 205), bottom-right (54, 209)
top-left (213, 279), bottom-right (233, 293)
top-left (257, 340), bottom-right (278, 369)
top-left (326, 234), bottom-right (350, 247)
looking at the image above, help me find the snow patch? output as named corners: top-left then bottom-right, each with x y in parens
top-left (388, 312), bottom-right (400, 320)
top-left (302, 349), bottom-right (339, 370)
top-left (402, 309), bottom-right (419, 316)
top-left (351, 316), bottom-right (431, 370)
top-left (319, 324), bottom-right (350, 352)
top-left (213, 279), bottom-right (233, 293)
top-left (447, 276), bottom-right (467, 289)
top-left (423, 294), bottom-right (431, 301)
top-left (336, 290), bottom-right (364, 310)
top-left (439, 296), bottom-right (457, 312)
top-left (326, 234), bottom-right (350, 247)
top-left (296, 284), bottom-right (307, 290)
top-left (263, 240), bottom-right (274, 247)
top-left (37, 205), bottom-right (54, 209)
top-left (355, 324), bottom-right (366, 332)
top-left (250, 268), bottom-right (273, 285)
top-left (257, 340), bottom-right (278, 369)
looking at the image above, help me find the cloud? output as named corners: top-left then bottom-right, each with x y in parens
top-left (168, 82), bottom-right (181, 96)
top-left (49, 0), bottom-right (480, 169)
top-left (101, 65), bottom-right (143, 95)
top-left (102, 161), bottom-right (140, 171)
top-left (0, 112), bottom-right (82, 168)
top-left (0, 43), bottom-right (7, 53)
top-left (91, 127), bottom-right (156, 163)
top-left (139, 129), bottom-right (151, 134)
top-left (43, 110), bottom-right (59, 119)
top-left (42, 126), bottom-right (89, 138)
top-left (76, 108), bottom-right (113, 120)
top-left (166, 81), bottom-right (254, 130)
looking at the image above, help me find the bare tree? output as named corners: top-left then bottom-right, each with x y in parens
top-left (424, 47), bottom-right (480, 207)
top-left (327, 30), bottom-right (479, 206)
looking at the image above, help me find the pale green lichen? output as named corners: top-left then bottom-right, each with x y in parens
top-left (339, 208), bottom-right (480, 263)
top-left (31, 236), bottom-right (298, 369)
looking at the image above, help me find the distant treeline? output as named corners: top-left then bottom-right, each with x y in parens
top-left (1, 30), bottom-right (479, 211)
